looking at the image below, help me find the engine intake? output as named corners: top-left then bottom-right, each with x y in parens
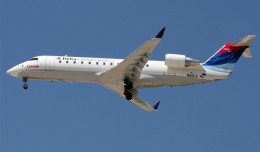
top-left (165, 54), bottom-right (200, 68)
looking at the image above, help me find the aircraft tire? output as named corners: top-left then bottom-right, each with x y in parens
top-left (125, 93), bottom-right (132, 100)
top-left (124, 84), bottom-right (133, 90)
top-left (23, 84), bottom-right (28, 90)
top-left (124, 79), bottom-right (133, 89)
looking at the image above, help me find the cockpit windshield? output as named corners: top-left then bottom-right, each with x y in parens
top-left (29, 57), bottom-right (38, 61)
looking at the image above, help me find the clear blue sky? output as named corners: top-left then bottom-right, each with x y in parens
top-left (1, 0), bottom-right (259, 152)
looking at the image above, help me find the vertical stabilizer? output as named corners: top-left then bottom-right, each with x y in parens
top-left (203, 35), bottom-right (256, 71)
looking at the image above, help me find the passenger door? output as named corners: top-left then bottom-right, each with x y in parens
top-left (45, 56), bottom-right (55, 71)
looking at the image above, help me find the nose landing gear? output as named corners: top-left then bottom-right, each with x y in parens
top-left (23, 78), bottom-right (28, 90)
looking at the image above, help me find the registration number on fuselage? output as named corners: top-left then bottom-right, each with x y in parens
top-left (187, 73), bottom-right (198, 78)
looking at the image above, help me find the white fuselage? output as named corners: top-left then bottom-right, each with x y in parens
top-left (7, 55), bottom-right (230, 88)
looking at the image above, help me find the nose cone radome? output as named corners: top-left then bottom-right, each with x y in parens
top-left (7, 64), bottom-right (23, 77)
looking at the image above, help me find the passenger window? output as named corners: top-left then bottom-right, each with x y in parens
top-left (146, 64), bottom-right (149, 67)
top-left (66, 61), bottom-right (69, 63)
top-left (89, 62), bottom-right (91, 64)
top-left (81, 61), bottom-right (84, 64)
top-left (59, 60), bottom-right (61, 63)
top-left (110, 63), bottom-right (113, 66)
top-left (103, 62), bottom-right (106, 65)
top-left (74, 61), bottom-right (76, 64)
top-left (96, 62), bottom-right (99, 65)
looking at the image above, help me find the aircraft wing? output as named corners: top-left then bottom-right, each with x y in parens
top-left (100, 82), bottom-right (160, 111)
top-left (100, 27), bottom-right (165, 82)
top-left (99, 28), bottom-right (165, 111)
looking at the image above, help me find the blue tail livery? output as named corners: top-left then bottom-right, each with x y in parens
top-left (203, 35), bottom-right (256, 72)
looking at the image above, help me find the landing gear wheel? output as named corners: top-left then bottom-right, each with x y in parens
top-left (125, 93), bottom-right (133, 100)
top-left (124, 90), bottom-right (133, 100)
top-left (22, 77), bottom-right (28, 90)
top-left (124, 83), bottom-right (133, 90)
top-left (123, 78), bottom-right (133, 100)
top-left (23, 84), bottom-right (28, 90)
top-left (124, 78), bottom-right (133, 90)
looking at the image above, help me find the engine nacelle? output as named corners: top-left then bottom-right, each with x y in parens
top-left (165, 54), bottom-right (200, 68)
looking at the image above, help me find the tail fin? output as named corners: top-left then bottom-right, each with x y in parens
top-left (203, 35), bottom-right (256, 71)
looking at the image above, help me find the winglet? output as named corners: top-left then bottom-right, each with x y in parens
top-left (153, 101), bottom-right (161, 111)
top-left (155, 27), bottom-right (166, 38)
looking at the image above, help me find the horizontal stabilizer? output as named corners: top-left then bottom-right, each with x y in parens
top-left (231, 35), bottom-right (256, 58)
top-left (242, 48), bottom-right (253, 58)
top-left (231, 35), bottom-right (256, 47)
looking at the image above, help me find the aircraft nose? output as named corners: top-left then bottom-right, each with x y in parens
top-left (7, 64), bottom-right (23, 77)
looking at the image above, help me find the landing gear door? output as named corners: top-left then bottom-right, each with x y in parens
top-left (45, 56), bottom-right (55, 71)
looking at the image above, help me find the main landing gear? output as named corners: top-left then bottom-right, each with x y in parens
top-left (23, 78), bottom-right (28, 90)
top-left (124, 78), bottom-right (133, 100)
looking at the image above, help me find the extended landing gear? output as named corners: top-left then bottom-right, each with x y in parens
top-left (124, 90), bottom-right (132, 100)
top-left (124, 78), bottom-right (133, 90)
top-left (23, 84), bottom-right (28, 90)
top-left (124, 78), bottom-right (133, 100)
top-left (23, 78), bottom-right (28, 90)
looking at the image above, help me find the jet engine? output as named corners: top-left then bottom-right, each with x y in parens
top-left (165, 54), bottom-right (200, 68)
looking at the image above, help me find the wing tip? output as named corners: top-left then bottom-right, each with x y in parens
top-left (153, 101), bottom-right (161, 111)
top-left (155, 27), bottom-right (166, 38)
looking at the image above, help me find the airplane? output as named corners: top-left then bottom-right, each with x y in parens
top-left (7, 28), bottom-right (256, 111)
